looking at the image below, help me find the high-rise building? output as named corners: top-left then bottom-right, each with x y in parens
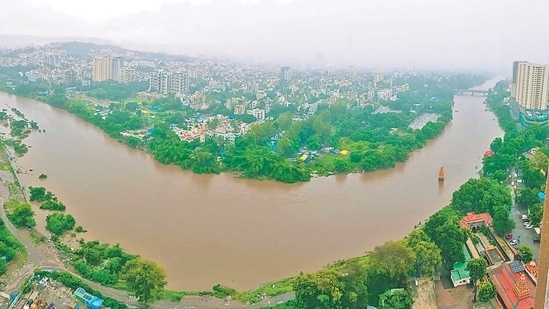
top-left (373, 72), bottom-right (384, 85)
top-left (120, 68), bottom-right (138, 84)
top-left (511, 61), bottom-right (549, 111)
top-left (171, 72), bottom-right (189, 94)
top-left (65, 70), bottom-right (78, 86)
top-left (93, 57), bottom-right (112, 82)
top-left (149, 71), bottom-right (189, 95)
top-left (280, 66), bottom-right (291, 81)
top-left (112, 57), bottom-right (124, 82)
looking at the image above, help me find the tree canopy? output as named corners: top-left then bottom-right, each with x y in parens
top-left (121, 258), bottom-right (167, 303)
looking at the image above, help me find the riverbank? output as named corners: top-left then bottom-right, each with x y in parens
top-left (0, 89), bottom-right (504, 291)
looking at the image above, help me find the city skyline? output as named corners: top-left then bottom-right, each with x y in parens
top-left (2, 0), bottom-right (549, 72)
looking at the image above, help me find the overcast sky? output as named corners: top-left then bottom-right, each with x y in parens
top-left (2, 0), bottom-right (549, 72)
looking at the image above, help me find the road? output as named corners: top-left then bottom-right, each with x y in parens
top-left (507, 167), bottom-right (540, 261)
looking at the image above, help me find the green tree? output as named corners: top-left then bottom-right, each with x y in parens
top-left (293, 269), bottom-right (344, 309)
top-left (451, 178), bottom-right (512, 216)
top-left (367, 241), bottom-right (415, 305)
top-left (45, 213), bottom-right (75, 235)
top-left (477, 280), bottom-right (497, 303)
top-left (492, 210), bottom-right (515, 237)
top-left (0, 260), bottom-right (6, 276)
top-left (29, 186), bottom-right (52, 202)
top-left (424, 207), bottom-right (468, 267)
top-left (408, 239), bottom-right (442, 277)
top-left (378, 289), bottom-right (413, 309)
top-left (518, 245), bottom-right (534, 263)
top-left (529, 203), bottom-right (543, 226)
top-left (5, 201), bottom-right (36, 228)
top-left (466, 258), bottom-right (488, 301)
top-left (121, 258), bottom-right (167, 302)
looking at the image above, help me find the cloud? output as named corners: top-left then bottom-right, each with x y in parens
top-left (1, 0), bottom-right (549, 71)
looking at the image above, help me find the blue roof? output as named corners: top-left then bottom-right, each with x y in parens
top-left (539, 192), bottom-right (545, 199)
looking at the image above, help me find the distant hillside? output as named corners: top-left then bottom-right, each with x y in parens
top-left (0, 36), bottom-right (193, 62)
top-left (47, 41), bottom-right (130, 58)
top-left (0, 34), bottom-right (111, 48)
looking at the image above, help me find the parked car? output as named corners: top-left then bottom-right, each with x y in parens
top-left (525, 224), bottom-right (534, 229)
top-left (523, 221), bottom-right (530, 226)
top-left (534, 237), bottom-right (541, 243)
top-left (510, 239), bottom-right (519, 246)
top-left (505, 233), bottom-right (513, 240)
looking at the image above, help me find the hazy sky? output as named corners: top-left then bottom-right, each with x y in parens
top-left (2, 0), bottom-right (549, 72)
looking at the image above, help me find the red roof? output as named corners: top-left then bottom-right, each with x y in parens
top-left (487, 262), bottom-right (536, 309)
top-left (460, 212), bottom-right (493, 229)
top-left (484, 150), bottom-right (495, 157)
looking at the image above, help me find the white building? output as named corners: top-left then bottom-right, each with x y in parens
top-left (512, 61), bottom-right (549, 110)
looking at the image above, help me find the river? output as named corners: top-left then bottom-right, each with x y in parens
top-left (0, 77), bottom-right (504, 291)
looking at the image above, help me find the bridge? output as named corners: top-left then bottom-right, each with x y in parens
top-left (454, 89), bottom-right (489, 96)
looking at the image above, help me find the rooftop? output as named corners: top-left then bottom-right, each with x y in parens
top-left (460, 212), bottom-right (493, 229)
top-left (487, 261), bottom-right (536, 309)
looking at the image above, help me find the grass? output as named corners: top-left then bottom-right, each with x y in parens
top-left (160, 289), bottom-right (202, 302)
top-left (30, 231), bottom-right (47, 245)
top-left (0, 161), bottom-right (11, 170)
top-left (232, 277), bottom-right (296, 304)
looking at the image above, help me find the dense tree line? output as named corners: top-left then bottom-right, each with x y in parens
top-left (0, 218), bottom-right (25, 276)
top-left (1, 72), bottom-right (480, 183)
top-left (451, 178), bottom-right (514, 236)
top-left (79, 81), bottom-right (149, 102)
top-left (71, 240), bottom-right (167, 302)
top-left (286, 233), bottom-right (441, 308)
top-left (483, 82), bottom-right (549, 232)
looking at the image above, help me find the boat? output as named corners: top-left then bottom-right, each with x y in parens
top-left (438, 167), bottom-right (445, 182)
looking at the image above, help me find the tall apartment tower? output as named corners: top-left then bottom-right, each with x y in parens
top-left (534, 172), bottom-right (549, 308)
top-left (171, 72), bottom-right (189, 94)
top-left (280, 66), bottom-right (291, 81)
top-left (149, 71), bottom-right (189, 95)
top-left (511, 61), bottom-right (549, 110)
top-left (111, 57), bottom-right (124, 82)
top-left (92, 57), bottom-right (112, 82)
top-left (372, 71), bottom-right (384, 85)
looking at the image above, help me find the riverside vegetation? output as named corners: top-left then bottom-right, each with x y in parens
top-left (261, 80), bottom-right (547, 308)
top-left (1, 70), bottom-right (486, 183)
top-left (2, 77), bottom-right (542, 307)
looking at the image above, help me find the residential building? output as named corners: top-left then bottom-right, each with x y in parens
top-left (511, 61), bottom-right (549, 111)
top-left (111, 57), bottom-right (123, 82)
top-left (451, 244), bottom-right (472, 287)
top-left (149, 70), bottom-right (189, 95)
top-left (280, 66), bottom-right (291, 81)
top-left (459, 212), bottom-right (493, 230)
top-left (373, 71), bottom-right (384, 84)
top-left (246, 108), bottom-right (266, 121)
top-left (65, 70), bottom-right (78, 85)
top-left (120, 68), bottom-right (138, 84)
top-left (92, 57), bottom-right (112, 82)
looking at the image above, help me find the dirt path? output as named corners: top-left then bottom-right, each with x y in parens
top-left (412, 278), bottom-right (438, 309)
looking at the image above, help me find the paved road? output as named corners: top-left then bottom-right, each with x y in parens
top-left (508, 179), bottom-right (540, 261)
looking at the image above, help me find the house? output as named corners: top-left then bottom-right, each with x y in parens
top-left (451, 244), bottom-right (472, 287)
top-left (74, 287), bottom-right (103, 309)
top-left (460, 212), bottom-right (493, 230)
top-left (487, 260), bottom-right (536, 309)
